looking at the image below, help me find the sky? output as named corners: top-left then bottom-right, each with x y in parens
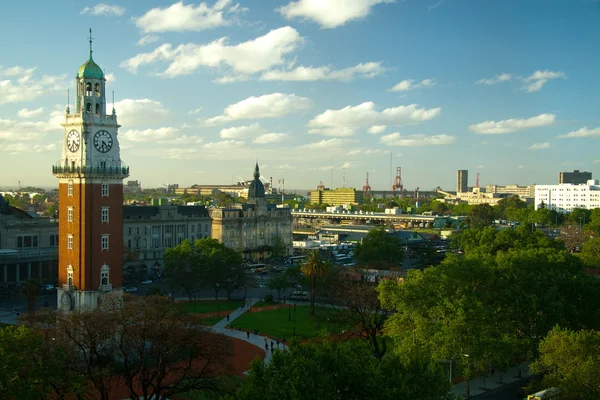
top-left (1, 0), bottom-right (599, 192)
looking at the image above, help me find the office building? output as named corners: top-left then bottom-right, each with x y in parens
top-left (559, 170), bottom-right (592, 184)
top-left (535, 180), bottom-right (600, 213)
top-left (457, 170), bottom-right (468, 193)
top-left (309, 188), bottom-right (364, 206)
top-left (485, 184), bottom-right (535, 200)
top-left (211, 164), bottom-right (293, 260)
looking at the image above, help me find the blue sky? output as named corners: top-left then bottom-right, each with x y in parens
top-left (0, 0), bottom-right (598, 192)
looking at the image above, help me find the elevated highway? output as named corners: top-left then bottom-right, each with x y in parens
top-left (291, 210), bottom-right (444, 226)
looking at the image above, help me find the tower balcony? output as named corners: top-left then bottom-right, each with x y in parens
top-left (52, 163), bottom-right (130, 179)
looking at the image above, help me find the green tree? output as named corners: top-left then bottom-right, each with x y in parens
top-left (301, 250), bottom-right (329, 316)
top-left (266, 273), bottom-right (292, 299)
top-left (529, 327), bottom-right (600, 400)
top-left (578, 236), bottom-right (600, 269)
top-left (567, 208), bottom-right (592, 227)
top-left (195, 238), bottom-right (245, 300)
top-left (231, 340), bottom-right (452, 400)
top-left (452, 202), bottom-right (472, 216)
top-left (163, 239), bottom-right (200, 300)
top-left (354, 227), bottom-right (403, 269)
top-left (469, 203), bottom-right (495, 228)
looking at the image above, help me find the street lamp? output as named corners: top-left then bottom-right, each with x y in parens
top-left (216, 283), bottom-right (220, 317)
top-left (293, 304), bottom-right (297, 337)
top-left (462, 354), bottom-right (471, 400)
top-left (288, 296), bottom-right (291, 321)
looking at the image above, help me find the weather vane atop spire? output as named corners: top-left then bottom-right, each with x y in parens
top-left (88, 28), bottom-right (94, 59)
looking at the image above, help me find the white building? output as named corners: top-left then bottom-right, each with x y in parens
top-left (535, 180), bottom-right (600, 213)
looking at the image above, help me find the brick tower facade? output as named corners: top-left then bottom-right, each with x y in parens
top-left (53, 30), bottom-right (128, 311)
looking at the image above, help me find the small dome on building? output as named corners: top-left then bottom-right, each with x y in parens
top-left (248, 163), bottom-right (265, 199)
top-left (77, 30), bottom-right (104, 79)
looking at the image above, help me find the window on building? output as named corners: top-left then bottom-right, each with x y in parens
top-left (102, 184), bottom-right (109, 197)
top-left (152, 238), bottom-right (160, 248)
top-left (17, 235), bottom-right (39, 248)
top-left (68, 181), bottom-right (74, 197)
top-left (135, 239), bottom-right (140, 249)
top-left (100, 160), bottom-right (106, 169)
top-left (68, 235), bottom-right (73, 250)
top-left (49, 234), bottom-right (58, 247)
top-left (67, 207), bottom-right (74, 222)
top-left (165, 238), bottom-right (173, 248)
top-left (67, 265), bottom-right (74, 286)
top-left (191, 224), bottom-right (195, 233)
top-left (136, 227), bottom-right (140, 235)
top-left (101, 207), bottom-right (109, 223)
top-left (101, 235), bottom-right (109, 251)
top-left (100, 264), bottom-right (110, 286)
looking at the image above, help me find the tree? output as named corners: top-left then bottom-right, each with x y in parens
top-left (469, 203), bottom-right (495, 228)
top-left (195, 238), bottom-right (245, 300)
top-left (20, 279), bottom-right (42, 316)
top-left (231, 340), bottom-right (452, 400)
top-left (105, 295), bottom-right (231, 400)
top-left (560, 225), bottom-right (587, 252)
top-left (579, 237), bottom-right (600, 269)
top-left (266, 274), bottom-right (292, 299)
top-left (164, 239), bottom-right (200, 300)
top-left (327, 268), bottom-right (389, 359)
top-left (529, 327), bottom-right (600, 400)
top-left (301, 250), bottom-right (329, 316)
top-left (354, 227), bottom-right (403, 269)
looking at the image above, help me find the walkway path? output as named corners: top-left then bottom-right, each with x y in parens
top-left (210, 298), bottom-right (288, 367)
top-left (451, 362), bottom-right (530, 398)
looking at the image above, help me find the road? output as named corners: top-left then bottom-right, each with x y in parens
top-left (474, 377), bottom-right (531, 400)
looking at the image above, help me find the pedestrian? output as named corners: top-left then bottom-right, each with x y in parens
top-left (270, 341), bottom-right (274, 349)
top-left (271, 347), bottom-right (274, 355)
top-left (226, 314), bottom-right (230, 322)
top-left (276, 339), bottom-right (280, 348)
top-left (490, 367), bottom-right (495, 376)
top-left (265, 342), bottom-right (269, 352)
top-left (264, 337), bottom-right (267, 345)
top-left (246, 331), bottom-right (250, 339)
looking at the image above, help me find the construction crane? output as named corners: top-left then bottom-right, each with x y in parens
top-left (392, 167), bottom-right (403, 197)
top-left (317, 180), bottom-right (325, 190)
top-left (414, 187), bottom-right (419, 199)
top-left (475, 172), bottom-right (480, 188)
top-left (362, 172), bottom-right (371, 193)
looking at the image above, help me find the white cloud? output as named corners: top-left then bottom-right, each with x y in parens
top-left (112, 99), bottom-right (171, 126)
top-left (259, 62), bottom-right (384, 82)
top-left (0, 143), bottom-right (56, 155)
top-left (137, 35), bottom-right (160, 46)
top-left (0, 66), bottom-right (67, 104)
top-left (120, 127), bottom-right (180, 142)
top-left (188, 107), bottom-right (204, 115)
top-left (380, 133), bottom-right (456, 147)
top-left (203, 140), bottom-right (245, 150)
top-left (299, 138), bottom-right (357, 150)
top-left (528, 142), bottom-right (550, 150)
top-left (220, 123), bottom-right (264, 139)
top-left (105, 73), bottom-right (116, 83)
top-left (557, 127), bottom-right (600, 139)
top-left (367, 125), bottom-right (386, 134)
top-left (254, 133), bottom-right (290, 144)
top-left (522, 70), bottom-right (566, 93)
top-left (134, 0), bottom-right (245, 33)
top-left (213, 75), bottom-right (250, 84)
top-left (468, 113), bottom-right (555, 134)
top-left (518, 165), bottom-right (525, 169)
top-left (390, 78), bottom-right (435, 92)
top-left (81, 4), bottom-right (125, 16)
top-left (276, 164), bottom-right (296, 170)
top-left (17, 107), bottom-right (44, 118)
top-left (121, 27), bottom-right (302, 77)
top-left (203, 93), bottom-right (311, 125)
top-left (308, 102), bottom-right (441, 137)
top-left (476, 73), bottom-right (511, 85)
top-left (278, 0), bottom-right (395, 29)
top-left (476, 164), bottom-right (485, 169)
top-left (593, 160), bottom-right (600, 164)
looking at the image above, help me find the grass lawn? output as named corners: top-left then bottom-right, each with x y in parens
top-left (197, 316), bottom-right (223, 326)
top-left (178, 376), bottom-right (244, 399)
top-left (228, 305), bottom-right (349, 340)
top-left (178, 300), bottom-right (242, 314)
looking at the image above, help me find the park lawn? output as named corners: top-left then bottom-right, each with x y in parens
top-left (197, 316), bottom-right (223, 326)
top-left (178, 376), bottom-right (244, 399)
top-left (228, 305), bottom-right (349, 340)
top-left (178, 300), bottom-right (242, 314)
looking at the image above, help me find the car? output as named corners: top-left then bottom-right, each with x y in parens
top-left (43, 284), bottom-right (56, 293)
top-left (124, 287), bottom-right (138, 293)
top-left (141, 280), bottom-right (153, 284)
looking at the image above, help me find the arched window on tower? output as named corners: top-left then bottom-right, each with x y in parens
top-left (67, 265), bottom-right (74, 286)
top-left (94, 83), bottom-right (100, 97)
top-left (85, 82), bottom-right (92, 96)
top-left (86, 102), bottom-right (92, 113)
top-left (95, 103), bottom-right (100, 115)
top-left (100, 264), bottom-right (110, 287)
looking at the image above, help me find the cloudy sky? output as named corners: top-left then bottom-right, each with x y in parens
top-left (1, 0), bottom-right (599, 191)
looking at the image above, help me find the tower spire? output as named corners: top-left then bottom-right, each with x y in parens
top-left (88, 28), bottom-right (94, 60)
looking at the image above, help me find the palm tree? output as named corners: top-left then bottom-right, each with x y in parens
top-left (301, 250), bottom-right (329, 316)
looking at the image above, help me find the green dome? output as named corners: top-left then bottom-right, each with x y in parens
top-left (77, 54), bottom-right (104, 79)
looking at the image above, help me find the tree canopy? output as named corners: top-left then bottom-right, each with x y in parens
top-left (354, 228), bottom-right (404, 269)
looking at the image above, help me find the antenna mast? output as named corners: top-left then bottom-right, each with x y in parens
top-left (392, 167), bottom-right (403, 197)
top-left (362, 172), bottom-right (371, 194)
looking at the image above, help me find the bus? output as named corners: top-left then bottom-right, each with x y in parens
top-left (286, 256), bottom-right (307, 266)
top-left (527, 388), bottom-right (559, 400)
top-left (246, 263), bottom-right (267, 274)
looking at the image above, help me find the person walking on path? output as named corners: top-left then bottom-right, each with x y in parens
top-left (226, 314), bottom-right (230, 322)
top-left (246, 331), bottom-right (250, 339)
top-left (270, 341), bottom-right (274, 350)
top-left (265, 342), bottom-right (269, 352)
top-left (276, 339), bottom-right (280, 348)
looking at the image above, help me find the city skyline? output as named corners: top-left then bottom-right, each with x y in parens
top-left (0, 0), bottom-right (599, 191)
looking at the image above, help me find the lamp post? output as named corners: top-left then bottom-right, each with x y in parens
top-left (288, 296), bottom-right (291, 321)
top-left (293, 304), bottom-right (297, 337)
top-left (463, 354), bottom-right (471, 399)
top-left (216, 283), bottom-right (220, 317)
top-left (193, 292), bottom-right (197, 314)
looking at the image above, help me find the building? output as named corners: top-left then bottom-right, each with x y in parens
top-left (52, 34), bottom-right (128, 311)
top-left (485, 184), bottom-right (535, 200)
top-left (559, 170), bottom-right (592, 184)
top-left (535, 180), bottom-right (600, 213)
top-left (309, 188), bottom-right (364, 206)
top-left (124, 180), bottom-right (142, 194)
top-left (175, 180), bottom-right (274, 199)
top-left (122, 204), bottom-right (211, 281)
top-left (210, 164), bottom-right (293, 260)
top-left (0, 196), bottom-right (58, 294)
top-left (457, 170), bottom-right (468, 193)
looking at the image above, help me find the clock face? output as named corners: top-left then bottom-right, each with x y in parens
top-left (93, 130), bottom-right (113, 153)
top-left (67, 130), bottom-right (80, 153)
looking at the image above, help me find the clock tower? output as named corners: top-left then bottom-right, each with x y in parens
top-left (53, 30), bottom-right (128, 311)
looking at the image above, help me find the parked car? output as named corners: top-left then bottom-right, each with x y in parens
top-left (42, 284), bottom-right (56, 293)
top-left (289, 291), bottom-right (310, 301)
top-left (124, 287), bottom-right (138, 293)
